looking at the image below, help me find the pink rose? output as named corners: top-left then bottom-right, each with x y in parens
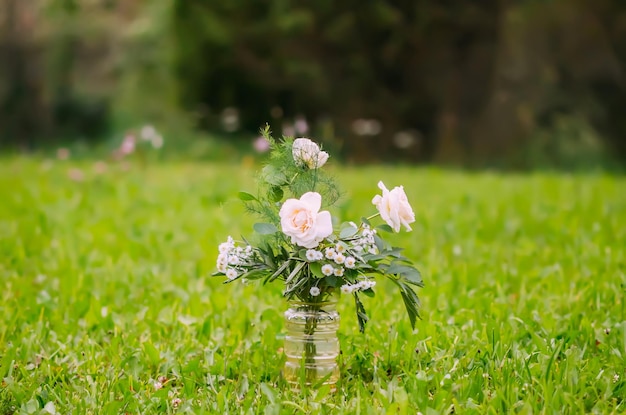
top-left (279, 192), bottom-right (333, 248)
top-left (372, 181), bottom-right (415, 232)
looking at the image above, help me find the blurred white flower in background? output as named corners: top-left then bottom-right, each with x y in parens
top-left (282, 123), bottom-right (295, 137)
top-left (67, 168), bottom-right (84, 182)
top-left (140, 124), bottom-right (164, 149)
top-left (56, 148), bottom-right (70, 160)
top-left (140, 125), bottom-right (156, 141)
top-left (392, 130), bottom-right (420, 149)
top-left (294, 115), bottom-right (309, 135)
top-left (221, 107), bottom-right (240, 132)
top-left (352, 119), bottom-right (382, 136)
top-left (93, 161), bottom-right (108, 174)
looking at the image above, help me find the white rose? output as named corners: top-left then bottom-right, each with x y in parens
top-left (292, 138), bottom-right (329, 169)
top-left (279, 192), bottom-right (333, 248)
top-left (371, 181), bottom-right (415, 232)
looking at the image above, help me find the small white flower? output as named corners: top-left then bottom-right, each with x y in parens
top-left (335, 244), bottom-right (345, 253)
top-left (306, 249), bottom-right (320, 261)
top-left (614, 374), bottom-right (620, 383)
top-left (216, 254), bottom-right (228, 273)
top-left (334, 253), bottom-right (345, 265)
top-left (151, 135), bottom-right (164, 149)
top-left (172, 397), bottom-right (182, 408)
top-left (325, 248), bottom-right (336, 259)
top-left (315, 251), bottom-right (324, 260)
top-left (345, 256), bottom-right (356, 268)
top-left (226, 268), bottom-right (238, 280)
top-left (452, 245), bottom-right (462, 256)
top-left (321, 264), bottom-right (334, 276)
top-left (368, 247), bottom-right (378, 255)
top-left (154, 381), bottom-right (163, 390)
top-left (219, 237), bottom-right (234, 253)
top-left (310, 287), bottom-right (321, 297)
top-left (333, 267), bottom-right (344, 277)
top-left (228, 255), bottom-right (240, 265)
top-left (340, 285), bottom-right (352, 294)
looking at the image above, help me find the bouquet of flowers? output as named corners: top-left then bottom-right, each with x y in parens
top-left (214, 127), bottom-right (423, 333)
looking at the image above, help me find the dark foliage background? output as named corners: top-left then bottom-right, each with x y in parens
top-left (1, 0), bottom-right (625, 167)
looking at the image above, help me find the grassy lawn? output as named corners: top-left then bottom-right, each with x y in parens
top-left (1, 157), bottom-right (625, 414)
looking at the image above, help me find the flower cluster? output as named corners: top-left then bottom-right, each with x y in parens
top-left (341, 280), bottom-right (376, 294)
top-left (216, 236), bottom-right (257, 280)
top-left (345, 224), bottom-right (378, 255)
top-left (214, 129), bottom-right (423, 332)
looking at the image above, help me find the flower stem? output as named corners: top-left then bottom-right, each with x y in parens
top-left (366, 212), bottom-right (380, 221)
top-left (303, 308), bottom-right (318, 384)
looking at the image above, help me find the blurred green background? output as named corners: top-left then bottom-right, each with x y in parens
top-left (2, 0), bottom-right (626, 169)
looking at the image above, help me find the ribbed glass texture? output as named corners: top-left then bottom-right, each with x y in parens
top-left (283, 299), bottom-right (340, 386)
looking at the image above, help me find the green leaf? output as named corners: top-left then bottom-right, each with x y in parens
top-left (361, 217), bottom-right (371, 226)
top-left (267, 260), bottom-right (292, 283)
top-left (253, 223), bottom-right (278, 235)
top-left (284, 275), bottom-right (309, 296)
top-left (238, 191), bottom-right (257, 201)
top-left (386, 247), bottom-right (405, 257)
top-left (309, 262), bottom-right (325, 278)
top-left (387, 263), bottom-right (423, 287)
top-left (269, 186), bottom-right (283, 202)
top-left (325, 274), bottom-right (339, 287)
top-left (399, 282), bottom-right (421, 329)
top-left (285, 261), bottom-right (306, 285)
top-left (339, 223), bottom-right (358, 239)
top-left (354, 293), bottom-right (369, 333)
top-left (262, 165), bottom-right (287, 186)
top-left (376, 224), bottom-right (393, 233)
top-left (361, 288), bottom-right (375, 297)
top-left (143, 342), bottom-right (160, 365)
top-left (374, 234), bottom-right (388, 252)
top-left (242, 268), bottom-right (268, 280)
top-left (260, 383), bottom-right (276, 404)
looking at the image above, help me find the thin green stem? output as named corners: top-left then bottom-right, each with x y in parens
top-left (366, 212), bottom-right (381, 221)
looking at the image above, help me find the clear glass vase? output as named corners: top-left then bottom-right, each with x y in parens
top-left (283, 297), bottom-right (340, 386)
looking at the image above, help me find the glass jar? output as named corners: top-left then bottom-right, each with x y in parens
top-left (283, 297), bottom-right (340, 386)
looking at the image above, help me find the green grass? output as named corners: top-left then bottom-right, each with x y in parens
top-left (1, 157), bottom-right (625, 414)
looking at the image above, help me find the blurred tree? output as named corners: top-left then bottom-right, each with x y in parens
top-left (1, 0), bottom-right (624, 167)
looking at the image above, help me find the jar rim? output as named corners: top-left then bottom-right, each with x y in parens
top-left (287, 297), bottom-right (338, 307)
